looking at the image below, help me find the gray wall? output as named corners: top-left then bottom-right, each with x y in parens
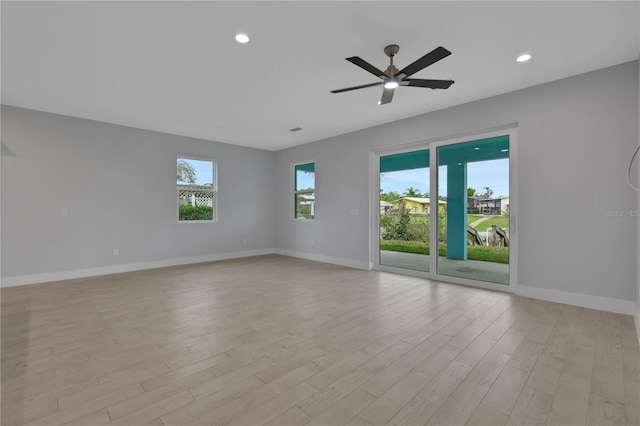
top-left (1, 106), bottom-right (275, 279)
top-left (275, 61), bottom-right (639, 302)
top-left (2, 62), bottom-right (638, 306)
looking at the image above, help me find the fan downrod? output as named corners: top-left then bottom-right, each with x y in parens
top-left (383, 45), bottom-right (400, 76)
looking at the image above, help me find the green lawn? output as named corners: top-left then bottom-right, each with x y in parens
top-left (467, 214), bottom-right (483, 224)
top-left (379, 240), bottom-right (509, 264)
top-left (474, 215), bottom-right (509, 230)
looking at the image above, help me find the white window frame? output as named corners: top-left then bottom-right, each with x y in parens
top-left (292, 161), bottom-right (315, 221)
top-left (177, 156), bottom-right (218, 223)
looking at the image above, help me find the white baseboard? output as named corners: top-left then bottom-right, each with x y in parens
top-left (0, 248), bottom-right (277, 288)
top-left (516, 284), bottom-right (636, 316)
top-left (272, 249), bottom-right (370, 270)
top-left (635, 303), bottom-right (640, 345)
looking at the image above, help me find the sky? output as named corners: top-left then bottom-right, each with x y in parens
top-left (179, 157), bottom-right (507, 196)
top-left (296, 170), bottom-right (315, 190)
top-left (380, 158), bottom-right (509, 198)
top-left (178, 158), bottom-right (213, 185)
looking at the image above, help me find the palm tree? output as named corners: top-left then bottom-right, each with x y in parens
top-left (403, 187), bottom-right (422, 197)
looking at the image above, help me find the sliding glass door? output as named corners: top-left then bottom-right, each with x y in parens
top-left (378, 149), bottom-right (431, 273)
top-left (435, 135), bottom-right (510, 285)
top-left (374, 130), bottom-right (515, 288)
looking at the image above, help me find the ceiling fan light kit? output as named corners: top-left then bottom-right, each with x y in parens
top-left (331, 44), bottom-right (454, 105)
top-left (384, 78), bottom-right (399, 89)
top-left (235, 33), bottom-right (250, 43)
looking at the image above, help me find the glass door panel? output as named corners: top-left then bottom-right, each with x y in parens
top-left (436, 136), bottom-right (510, 284)
top-left (378, 149), bottom-right (430, 272)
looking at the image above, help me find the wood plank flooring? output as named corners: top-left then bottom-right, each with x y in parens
top-left (1, 254), bottom-right (638, 426)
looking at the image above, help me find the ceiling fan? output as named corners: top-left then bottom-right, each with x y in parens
top-left (330, 44), bottom-right (454, 105)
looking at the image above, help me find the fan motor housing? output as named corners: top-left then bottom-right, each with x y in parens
top-left (385, 65), bottom-right (399, 77)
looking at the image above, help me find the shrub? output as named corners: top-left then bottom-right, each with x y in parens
top-left (179, 204), bottom-right (213, 221)
top-left (407, 220), bottom-right (429, 242)
top-left (380, 214), bottom-right (393, 229)
top-left (380, 240), bottom-right (430, 255)
top-left (380, 240), bottom-right (509, 264)
top-left (382, 201), bottom-right (411, 240)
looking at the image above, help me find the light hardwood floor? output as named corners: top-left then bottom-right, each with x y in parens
top-left (1, 255), bottom-right (639, 426)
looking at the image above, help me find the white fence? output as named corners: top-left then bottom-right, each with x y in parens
top-left (178, 185), bottom-right (213, 207)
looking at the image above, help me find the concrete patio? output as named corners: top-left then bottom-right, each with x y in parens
top-left (379, 250), bottom-right (509, 285)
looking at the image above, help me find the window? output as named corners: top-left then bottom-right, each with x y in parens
top-left (293, 162), bottom-right (315, 220)
top-left (177, 157), bottom-right (216, 222)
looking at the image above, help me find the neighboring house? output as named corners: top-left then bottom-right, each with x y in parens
top-left (467, 196), bottom-right (509, 215)
top-left (390, 197), bottom-right (446, 215)
top-left (477, 198), bottom-right (501, 215)
top-left (298, 193), bottom-right (315, 217)
top-left (468, 196), bottom-right (481, 213)
top-left (380, 201), bottom-right (394, 215)
top-left (500, 196), bottom-right (510, 214)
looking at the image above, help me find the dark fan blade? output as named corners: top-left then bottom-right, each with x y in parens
top-left (402, 78), bottom-right (455, 89)
top-left (379, 87), bottom-right (395, 105)
top-left (330, 82), bottom-right (382, 94)
top-left (395, 46), bottom-right (451, 78)
top-left (346, 57), bottom-right (387, 78)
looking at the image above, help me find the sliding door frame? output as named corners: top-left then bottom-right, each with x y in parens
top-left (373, 142), bottom-right (432, 278)
top-left (371, 125), bottom-right (518, 292)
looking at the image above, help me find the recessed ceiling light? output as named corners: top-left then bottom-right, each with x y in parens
top-left (474, 147), bottom-right (480, 150)
top-left (516, 53), bottom-right (532, 63)
top-left (235, 33), bottom-right (250, 44)
top-left (501, 148), bottom-right (509, 152)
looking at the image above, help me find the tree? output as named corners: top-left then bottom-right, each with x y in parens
top-left (380, 190), bottom-right (401, 202)
top-left (177, 160), bottom-right (197, 184)
top-left (467, 187), bottom-right (477, 197)
top-left (403, 187), bottom-right (423, 197)
top-left (479, 186), bottom-right (494, 199)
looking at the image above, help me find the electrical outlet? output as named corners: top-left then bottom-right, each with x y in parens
top-left (311, 240), bottom-right (315, 246)
top-left (112, 249), bottom-right (119, 256)
top-left (60, 208), bottom-right (68, 217)
top-left (242, 238), bottom-right (247, 245)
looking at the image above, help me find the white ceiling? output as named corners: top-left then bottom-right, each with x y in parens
top-left (2, 1), bottom-right (639, 151)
